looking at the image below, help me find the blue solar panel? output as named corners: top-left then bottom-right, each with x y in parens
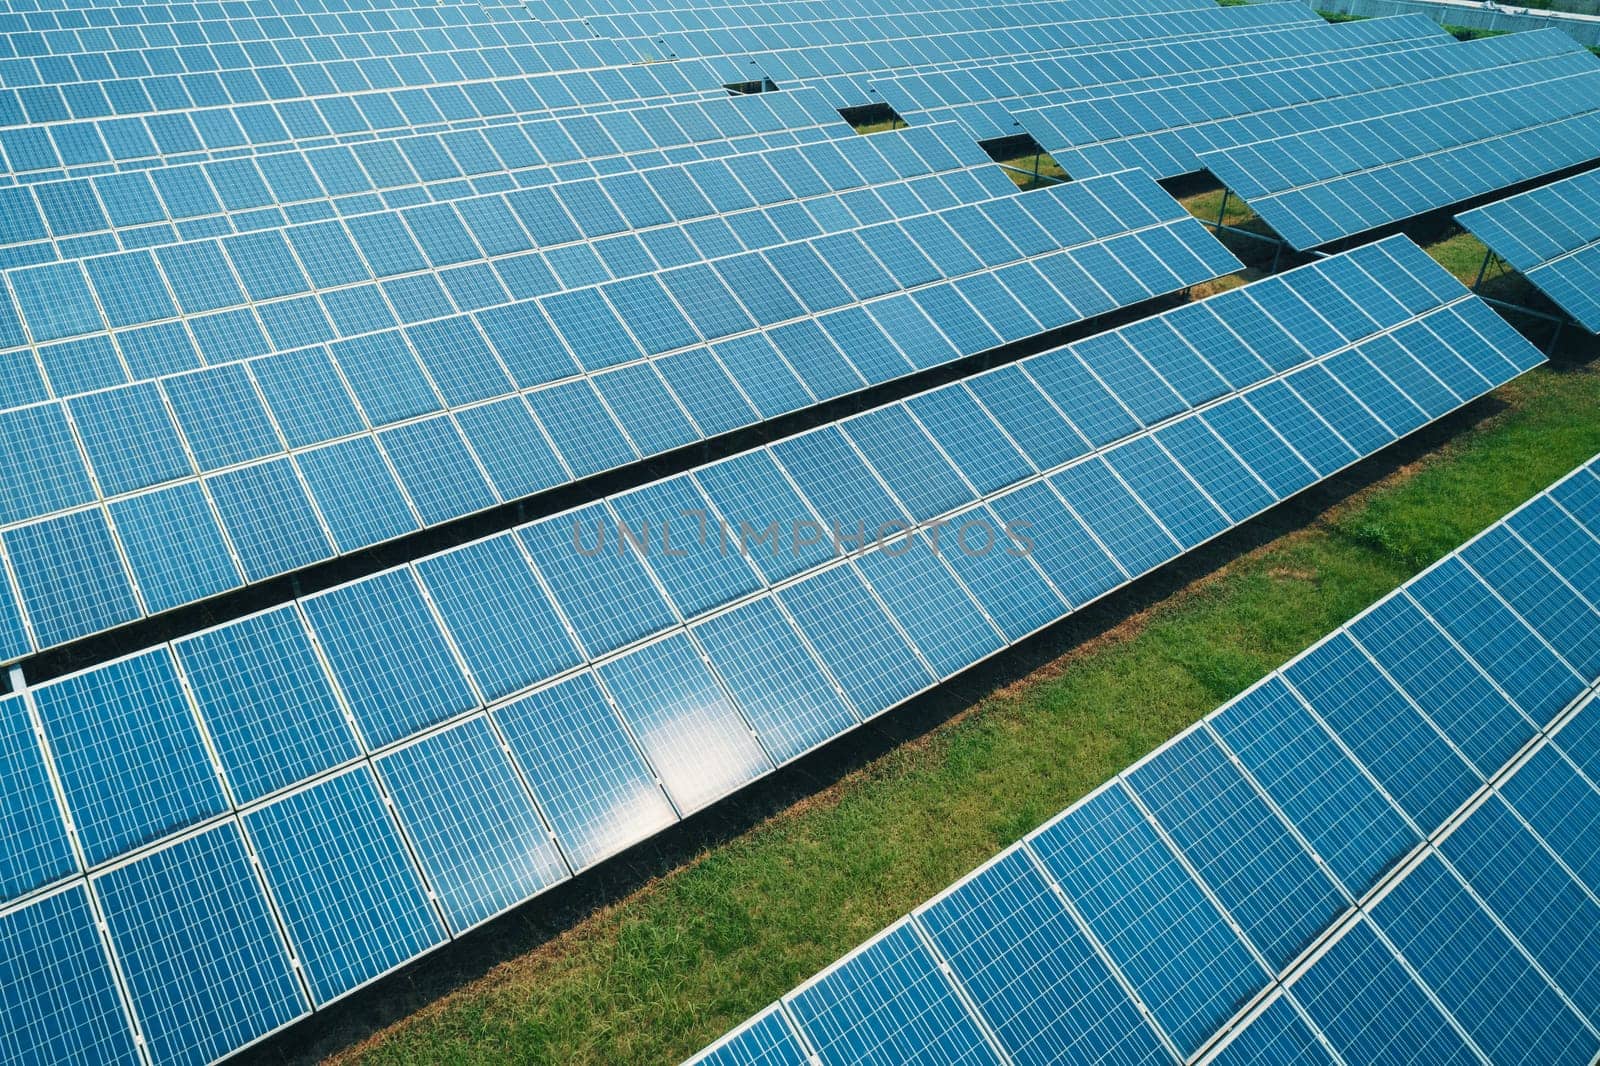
top-left (1370, 854), bottom-right (1596, 1064)
top-left (243, 766), bottom-right (445, 1005)
top-left (0, 886), bottom-right (140, 1066)
top-left (1019, 30), bottom-right (1576, 183)
top-left (1124, 730), bottom-right (1345, 971)
top-left (175, 606), bottom-right (360, 805)
top-left (493, 672), bottom-right (677, 872)
top-left (414, 535), bottom-right (585, 703)
top-left (1290, 920), bottom-right (1478, 1066)
top-left (1406, 557), bottom-right (1587, 726)
top-left (376, 716), bottom-right (569, 934)
top-left (95, 823), bottom-right (307, 1066)
top-left (1283, 633), bottom-right (1480, 831)
top-left (33, 649), bottom-right (227, 866)
top-left (597, 633), bottom-right (773, 813)
top-left (854, 537), bottom-right (1005, 679)
top-left (917, 848), bottom-right (1172, 1066)
top-left (300, 569), bottom-right (478, 749)
top-left (1458, 166), bottom-right (1600, 333)
top-left (1496, 745), bottom-right (1600, 892)
top-left (1199, 35), bottom-right (1600, 250)
top-left (876, 13), bottom-right (1446, 140)
top-left (1210, 679), bottom-right (1418, 898)
top-left (785, 921), bottom-right (1001, 1066)
top-left (608, 475), bottom-right (766, 618)
top-left (936, 504), bottom-right (1069, 642)
top-left (0, 693), bottom-right (76, 900)
top-left (688, 1005), bottom-right (811, 1066)
top-left (1209, 997), bottom-right (1333, 1066)
top-left (988, 486), bottom-right (1123, 615)
top-left (519, 503), bottom-right (680, 658)
top-left (1440, 795), bottom-right (1600, 1031)
top-left (0, 138), bottom-right (1241, 660)
top-left (1030, 785), bottom-right (1265, 1056)
top-left (778, 562), bottom-right (934, 717)
top-left (693, 597), bottom-right (858, 764)
top-left (1050, 457), bottom-right (1178, 578)
top-left (5, 509), bottom-right (142, 648)
top-left (6, 220), bottom-right (1559, 1061)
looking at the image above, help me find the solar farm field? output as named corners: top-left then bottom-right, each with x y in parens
top-left (2, 0), bottom-right (1599, 1063)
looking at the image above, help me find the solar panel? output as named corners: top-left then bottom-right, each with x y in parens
top-left (0, 235), bottom-right (1549, 1064)
top-left (1200, 33), bottom-right (1600, 250)
top-left (793, 1), bottom-right (1324, 108)
top-left (1018, 29), bottom-right (1577, 182)
top-left (879, 14), bottom-right (1452, 142)
top-left (1457, 166), bottom-right (1600, 333)
top-left (0, 159), bottom-right (1236, 659)
top-left (695, 449), bottom-right (1600, 1065)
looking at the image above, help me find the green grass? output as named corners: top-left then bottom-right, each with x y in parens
top-left (1441, 23), bottom-right (1512, 41)
top-left (997, 151), bottom-right (1070, 190)
top-left (850, 117), bottom-right (905, 135)
top-left (316, 330), bottom-right (1600, 1064)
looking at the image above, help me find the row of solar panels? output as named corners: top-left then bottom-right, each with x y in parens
top-left (873, 12), bottom-right (1447, 140)
top-left (0, 15), bottom-right (639, 109)
top-left (0, 169), bottom-right (1234, 658)
top-left (580, 0), bottom-right (1197, 42)
top-left (0, 89), bottom-right (864, 276)
top-left (1200, 39), bottom-right (1600, 250)
top-left (0, 236), bottom-right (1547, 1066)
top-left (0, 0), bottom-right (1237, 169)
top-left (0, 118), bottom-right (980, 359)
top-left (0, 54), bottom-right (832, 182)
top-left (1459, 165), bottom-right (1600, 334)
top-left (750, 2), bottom-right (1315, 105)
top-left (1018, 27), bottom-right (1581, 183)
top-left (0, 9), bottom-right (1339, 259)
top-left (0, 85), bottom-right (863, 262)
top-left (693, 452), bottom-right (1600, 1066)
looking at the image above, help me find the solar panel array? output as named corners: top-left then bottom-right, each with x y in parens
top-left (1016, 28), bottom-right (1581, 182)
top-left (571, 0), bottom-right (1321, 106)
top-left (693, 451), bottom-right (1600, 1066)
top-left (0, 158), bottom-right (1236, 660)
top-left (786, 2), bottom-right (1321, 110)
top-left (1457, 166), bottom-right (1600, 334)
top-left (875, 13), bottom-right (1452, 142)
top-left (0, 236), bottom-right (1547, 1065)
top-left (1199, 37), bottom-right (1600, 250)
top-left (4, 0), bottom-right (1593, 1060)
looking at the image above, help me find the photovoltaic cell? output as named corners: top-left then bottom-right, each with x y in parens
top-left (95, 823), bottom-right (306, 1066)
top-left (33, 649), bottom-right (227, 866)
top-left (376, 717), bottom-right (568, 934)
top-left (785, 921), bottom-right (1001, 1066)
top-left (0, 886), bottom-right (140, 1066)
top-left (243, 766), bottom-right (444, 1005)
top-left (917, 848), bottom-right (1171, 1066)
